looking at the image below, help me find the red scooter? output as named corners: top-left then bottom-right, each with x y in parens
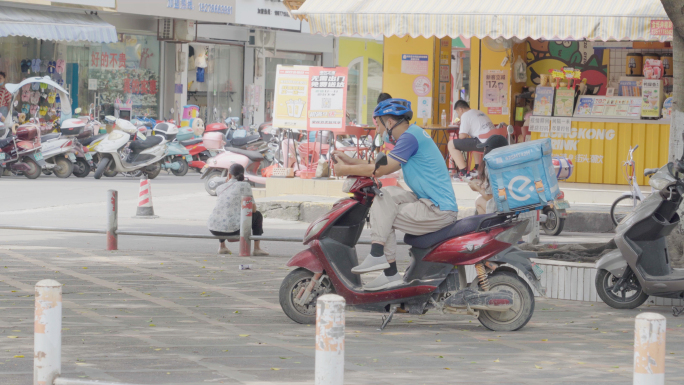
top-left (182, 122), bottom-right (227, 172)
top-left (280, 155), bottom-right (543, 331)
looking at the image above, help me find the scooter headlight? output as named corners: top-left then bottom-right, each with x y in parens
top-left (303, 219), bottom-right (329, 245)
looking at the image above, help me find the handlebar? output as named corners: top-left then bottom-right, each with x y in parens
top-left (371, 186), bottom-right (383, 197)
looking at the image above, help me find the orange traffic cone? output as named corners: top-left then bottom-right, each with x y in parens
top-left (134, 176), bottom-right (158, 219)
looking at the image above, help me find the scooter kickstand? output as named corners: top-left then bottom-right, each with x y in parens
top-left (378, 305), bottom-right (399, 331)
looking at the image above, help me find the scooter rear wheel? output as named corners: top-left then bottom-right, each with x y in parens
top-left (53, 157), bottom-right (73, 178)
top-left (477, 273), bottom-right (535, 332)
top-left (279, 268), bottom-right (334, 324)
top-left (595, 269), bottom-right (648, 309)
top-left (73, 158), bottom-right (91, 178)
top-left (22, 157), bottom-right (42, 179)
top-left (171, 157), bottom-right (189, 177)
top-left (542, 207), bottom-right (565, 236)
top-left (144, 162), bottom-right (162, 179)
top-left (204, 171), bottom-right (222, 196)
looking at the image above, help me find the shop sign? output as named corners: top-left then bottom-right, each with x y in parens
top-left (307, 67), bottom-right (348, 131)
top-left (412, 76), bottom-right (431, 97)
top-left (650, 20), bottom-right (673, 37)
top-left (116, 0), bottom-right (236, 23)
top-left (529, 116), bottom-right (550, 133)
top-left (401, 55), bottom-right (429, 75)
top-left (235, 0), bottom-right (302, 30)
top-left (550, 117), bottom-right (571, 134)
top-left (273, 65), bottom-right (309, 130)
top-left (539, 127), bottom-right (616, 165)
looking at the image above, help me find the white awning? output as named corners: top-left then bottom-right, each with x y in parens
top-left (0, 6), bottom-right (117, 43)
top-left (292, 0), bottom-right (672, 42)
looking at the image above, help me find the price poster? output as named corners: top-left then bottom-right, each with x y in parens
top-left (554, 88), bottom-right (575, 117)
top-left (483, 70), bottom-right (508, 110)
top-left (529, 116), bottom-right (551, 133)
top-left (575, 97), bottom-right (594, 116)
top-left (273, 65), bottom-right (310, 130)
top-left (307, 66), bottom-right (348, 131)
top-left (551, 117), bottom-right (571, 134)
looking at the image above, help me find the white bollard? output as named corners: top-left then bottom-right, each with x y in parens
top-left (34, 279), bottom-right (62, 385)
top-left (107, 190), bottom-right (118, 251)
top-left (315, 294), bottom-right (345, 385)
top-left (634, 312), bottom-right (666, 385)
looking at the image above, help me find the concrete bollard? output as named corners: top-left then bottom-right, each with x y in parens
top-left (107, 190), bottom-right (118, 251)
top-left (34, 280), bottom-right (62, 385)
top-left (634, 312), bottom-right (666, 385)
top-left (239, 195), bottom-right (253, 257)
top-left (315, 294), bottom-right (345, 385)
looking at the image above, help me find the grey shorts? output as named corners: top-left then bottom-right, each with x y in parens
top-left (452, 137), bottom-right (483, 152)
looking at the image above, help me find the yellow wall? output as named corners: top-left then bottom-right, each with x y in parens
top-left (532, 122), bottom-right (670, 185)
top-left (469, 37), bottom-right (514, 125)
top-left (383, 36), bottom-right (437, 125)
top-left (338, 37), bottom-right (384, 125)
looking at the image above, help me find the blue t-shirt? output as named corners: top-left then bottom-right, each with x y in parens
top-left (388, 124), bottom-right (458, 212)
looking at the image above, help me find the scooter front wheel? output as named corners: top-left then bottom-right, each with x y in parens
top-left (595, 269), bottom-right (648, 309)
top-left (279, 268), bottom-right (334, 324)
top-left (477, 273), bottom-right (535, 332)
top-left (94, 157), bottom-right (111, 179)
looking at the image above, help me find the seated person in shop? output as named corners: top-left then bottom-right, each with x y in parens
top-left (332, 98), bottom-right (459, 291)
top-left (467, 135), bottom-right (509, 214)
top-left (447, 100), bottom-right (494, 180)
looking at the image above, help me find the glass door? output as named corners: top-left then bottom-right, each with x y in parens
top-left (264, 51), bottom-right (321, 122)
top-left (206, 45), bottom-right (244, 125)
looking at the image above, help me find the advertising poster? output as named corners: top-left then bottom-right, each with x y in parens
top-left (641, 79), bottom-right (663, 118)
top-left (575, 97), bottom-right (594, 116)
top-left (413, 76), bottom-right (431, 97)
top-left (307, 66), bottom-right (348, 131)
top-left (591, 97), bottom-right (607, 116)
top-left (401, 54), bottom-right (429, 75)
top-left (554, 88), bottom-right (575, 117)
top-left (533, 87), bottom-right (555, 116)
top-left (417, 97), bottom-right (432, 120)
top-left (272, 65), bottom-right (310, 130)
top-left (483, 70), bottom-right (509, 110)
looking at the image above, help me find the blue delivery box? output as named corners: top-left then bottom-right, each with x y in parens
top-left (483, 138), bottom-right (561, 213)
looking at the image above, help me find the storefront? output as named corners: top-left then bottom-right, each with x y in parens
top-left (337, 37), bottom-right (384, 126)
top-left (288, 0), bottom-right (674, 186)
top-left (0, 4), bottom-right (118, 124)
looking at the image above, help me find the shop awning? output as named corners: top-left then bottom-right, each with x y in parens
top-left (0, 7), bottom-right (117, 43)
top-left (292, 0), bottom-right (672, 42)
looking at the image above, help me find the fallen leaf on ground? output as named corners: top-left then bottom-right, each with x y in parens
top-left (535, 365), bottom-right (542, 369)
top-left (494, 359), bottom-right (500, 363)
top-left (280, 357), bottom-right (290, 360)
top-left (239, 334), bottom-right (249, 337)
top-left (541, 339), bottom-right (548, 341)
top-left (444, 368), bottom-right (451, 370)
top-left (149, 324), bottom-right (156, 327)
top-left (7, 336), bottom-right (18, 339)
top-left (13, 355), bottom-right (23, 358)
top-left (436, 339), bottom-right (441, 342)
top-left (271, 368), bottom-right (280, 371)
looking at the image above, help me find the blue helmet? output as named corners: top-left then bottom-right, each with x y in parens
top-left (373, 98), bottom-right (413, 121)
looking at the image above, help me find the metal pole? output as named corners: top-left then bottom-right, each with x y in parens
top-left (34, 279), bottom-right (62, 385)
top-left (107, 190), bottom-right (118, 251)
top-left (315, 294), bottom-right (345, 385)
top-left (634, 312), bottom-right (666, 385)
top-left (240, 195), bottom-right (253, 257)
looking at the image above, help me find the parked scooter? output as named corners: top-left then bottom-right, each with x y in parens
top-left (200, 132), bottom-right (269, 195)
top-left (595, 133), bottom-right (684, 310)
top-left (539, 157), bottom-right (573, 236)
top-left (152, 122), bottom-right (191, 176)
top-left (39, 118), bottom-right (91, 178)
top-left (93, 117), bottom-right (166, 180)
top-left (0, 122), bottom-right (46, 179)
top-left (279, 154), bottom-right (542, 331)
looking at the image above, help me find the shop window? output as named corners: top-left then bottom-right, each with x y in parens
top-left (86, 34), bottom-right (161, 119)
top-left (366, 58), bottom-right (383, 124)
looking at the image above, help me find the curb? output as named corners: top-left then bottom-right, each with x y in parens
top-left (258, 199), bottom-right (617, 234)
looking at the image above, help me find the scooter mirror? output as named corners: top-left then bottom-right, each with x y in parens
top-left (507, 125), bottom-right (515, 135)
top-left (170, 108), bottom-right (175, 114)
top-left (374, 134), bottom-right (383, 148)
top-left (75, 108), bottom-right (82, 114)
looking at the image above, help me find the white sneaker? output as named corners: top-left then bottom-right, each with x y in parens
top-left (364, 272), bottom-right (403, 291)
top-left (351, 254), bottom-right (390, 274)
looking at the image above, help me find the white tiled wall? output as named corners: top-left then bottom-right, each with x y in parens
top-left (608, 49), bottom-right (670, 89)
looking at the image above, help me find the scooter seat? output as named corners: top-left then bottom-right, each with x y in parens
top-left (230, 135), bottom-right (260, 148)
top-left (181, 138), bottom-right (203, 147)
top-left (404, 213), bottom-right (507, 249)
top-left (225, 147), bottom-right (264, 162)
top-left (129, 135), bottom-right (163, 153)
top-left (41, 133), bottom-right (61, 141)
top-left (80, 134), bottom-right (106, 146)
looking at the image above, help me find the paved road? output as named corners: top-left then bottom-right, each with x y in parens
top-left (1, 245), bottom-right (683, 385)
